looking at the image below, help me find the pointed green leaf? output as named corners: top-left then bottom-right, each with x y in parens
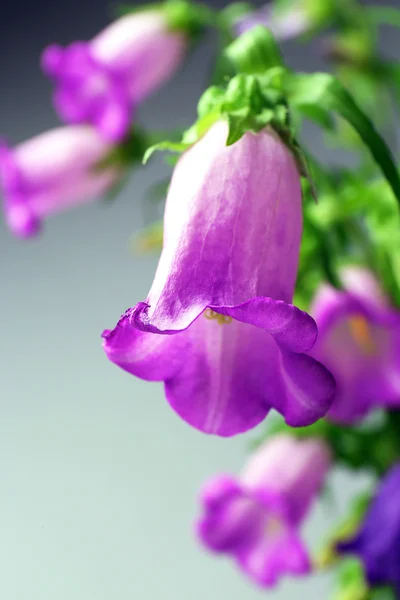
top-left (143, 141), bottom-right (189, 164)
top-left (286, 73), bottom-right (400, 205)
top-left (367, 6), bottom-right (400, 29)
top-left (226, 114), bottom-right (249, 145)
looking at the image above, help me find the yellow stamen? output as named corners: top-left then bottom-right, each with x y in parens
top-left (265, 516), bottom-right (284, 538)
top-left (204, 309), bottom-right (232, 325)
top-left (348, 316), bottom-right (376, 355)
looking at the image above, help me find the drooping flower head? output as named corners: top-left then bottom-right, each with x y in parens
top-left (0, 125), bottom-right (121, 238)
top-left (103, 120), bottom-right (335, 436)
top-left (310, 267), bottom-right (400, 424)
top-left (41, 10), bottom-right (187, 142)
top-left (337, 463), bottom-right (400, 594)
top-left (196, 434), bottom-right (331, 587)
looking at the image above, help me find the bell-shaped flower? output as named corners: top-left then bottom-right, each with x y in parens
top-left (337, 463), bottom-right (400, 594)
top-left (103, 121), bottom-right (335, 436)
top-left (0, 125), bottom-right (121, 238)
top-left (310, 267), bottom-right (400, 424)
top-left (42, 11), bottom-right (187, 142)
top-left (196, 434), bottom-right (331, 587)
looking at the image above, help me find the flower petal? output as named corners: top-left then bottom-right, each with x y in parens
top-left (237, 530), bottom-right (310, 587)
top-left (102, 311), bottom-right (184, 381)
top-left (93, 97), bottom-right (131, 143)
top-left (143, 122), bottom-right (303, 332)
top-left (310, 273), bottom-right (400, 423)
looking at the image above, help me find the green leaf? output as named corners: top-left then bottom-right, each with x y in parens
top-left (224, 25), bottom-right (284, 75)
top-left (371, 587), bottom-right (396, 600)
top-left (285, 73), bottom-right (400, 206)
top-left (143, 141), bottom-right (189, 164)
top-left (367, 6), bottom-right (400, 29)
top-left (294, 103), bottom-right (335, 130)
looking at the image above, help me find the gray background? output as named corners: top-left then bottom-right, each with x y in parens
top-left (0, 1), bottom-right (397, 598)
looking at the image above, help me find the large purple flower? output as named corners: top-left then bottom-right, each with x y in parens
top-left (103, 121), bottom-right (335, 436)
top-left (196, 434), bottom-right (331, 587)
top-left (310, 267), bottom-right (400, 424)
top-left (337, 463), bottom-right (400, 594)
top-left (0, 125), bottom-right (121, 238)
top-left (42, 11), bottom-right (187, 142)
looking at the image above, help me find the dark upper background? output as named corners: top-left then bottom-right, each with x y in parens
top-left (0, 2), bottom-right (398, 600)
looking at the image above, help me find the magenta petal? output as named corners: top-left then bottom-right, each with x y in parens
top-left (102, 312), bottom-right (184, 382)
top-left (108, 300), bottom-right (335, 436)
top-left (310, 269), bottom-right (400, 423)
top-left (199, 475), bottom-right (242, 510)
top-left (214, 298), bottom-right (318, 353)
top-left (102, 123), bottom-right (335, 435)
top-left (54, 87), bottom-right (89, 123)
top-left (133, 296), bottom-right (318, 353)
top-left (41, 44), bottom-right (64, 76)
top-left (238, 530), bottom-right (310, 587)
top-left (93, 98), bottom-right (131, 143)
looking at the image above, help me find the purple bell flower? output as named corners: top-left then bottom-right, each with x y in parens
top-left (337, 463), bottom-right (400, 594)
top-left (196, 434), bottom-right (331, 587)
top-left (41, 11), bottom-right (187, 142)
top-left (310, 267), bottom-right (400, 424)
top-left (103, 122), bottom-right (335, 436)
top-left (0, 125), bottom-right (121, 238)
top-left (234, 4), bottom-right (310, 40)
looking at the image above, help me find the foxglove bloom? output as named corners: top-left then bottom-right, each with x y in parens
top-left (103, 122), bottom-right (335, 436)
top-left (337, 463), bottom-right (400, 594)
top-left (42, 11), bottom-right (187, 142)
top-left (196, 434), bottom-right (331, 587)
top-left (0, 125), bottom-right (120, 238)
top-left (310, 267), bottom-right (400, 424)
top-left (234, 4), bottom-right (310, 40)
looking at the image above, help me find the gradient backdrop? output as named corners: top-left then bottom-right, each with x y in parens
top-left (0, 1), bottom-right (398, 598)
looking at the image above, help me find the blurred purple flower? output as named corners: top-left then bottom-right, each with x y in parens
top-left (310, 267), bottom-right (400, 424)
top-left (234, 3), bottom-right (309, 40)
top-left (102, 122), bottom-right (335, 436)
top-left (0, 125), bottom-right (121, 238)
top-left (338, 463), bottom-right (400, 594)
top-left (196, 434), bottom-right (331, 587)
top-left (41, 11), bottom-right (187, 142)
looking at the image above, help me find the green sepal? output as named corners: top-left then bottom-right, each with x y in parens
top-left (224, 25), bottom-right (284, 75)
top-left (316, 494), bottom-right (371, 571)
top-left (117, 0), bottom-right (216, 39)
top-left (143, 70), bottom-right (295, 164)
top-left (143, 140), bottom-right (190, 164)
top-left (285, 72), bottom-right (400, 205)
top-left (331, 558), bottom-right (369, 600)
top-left (162, 0), bottom-right (217, 38)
